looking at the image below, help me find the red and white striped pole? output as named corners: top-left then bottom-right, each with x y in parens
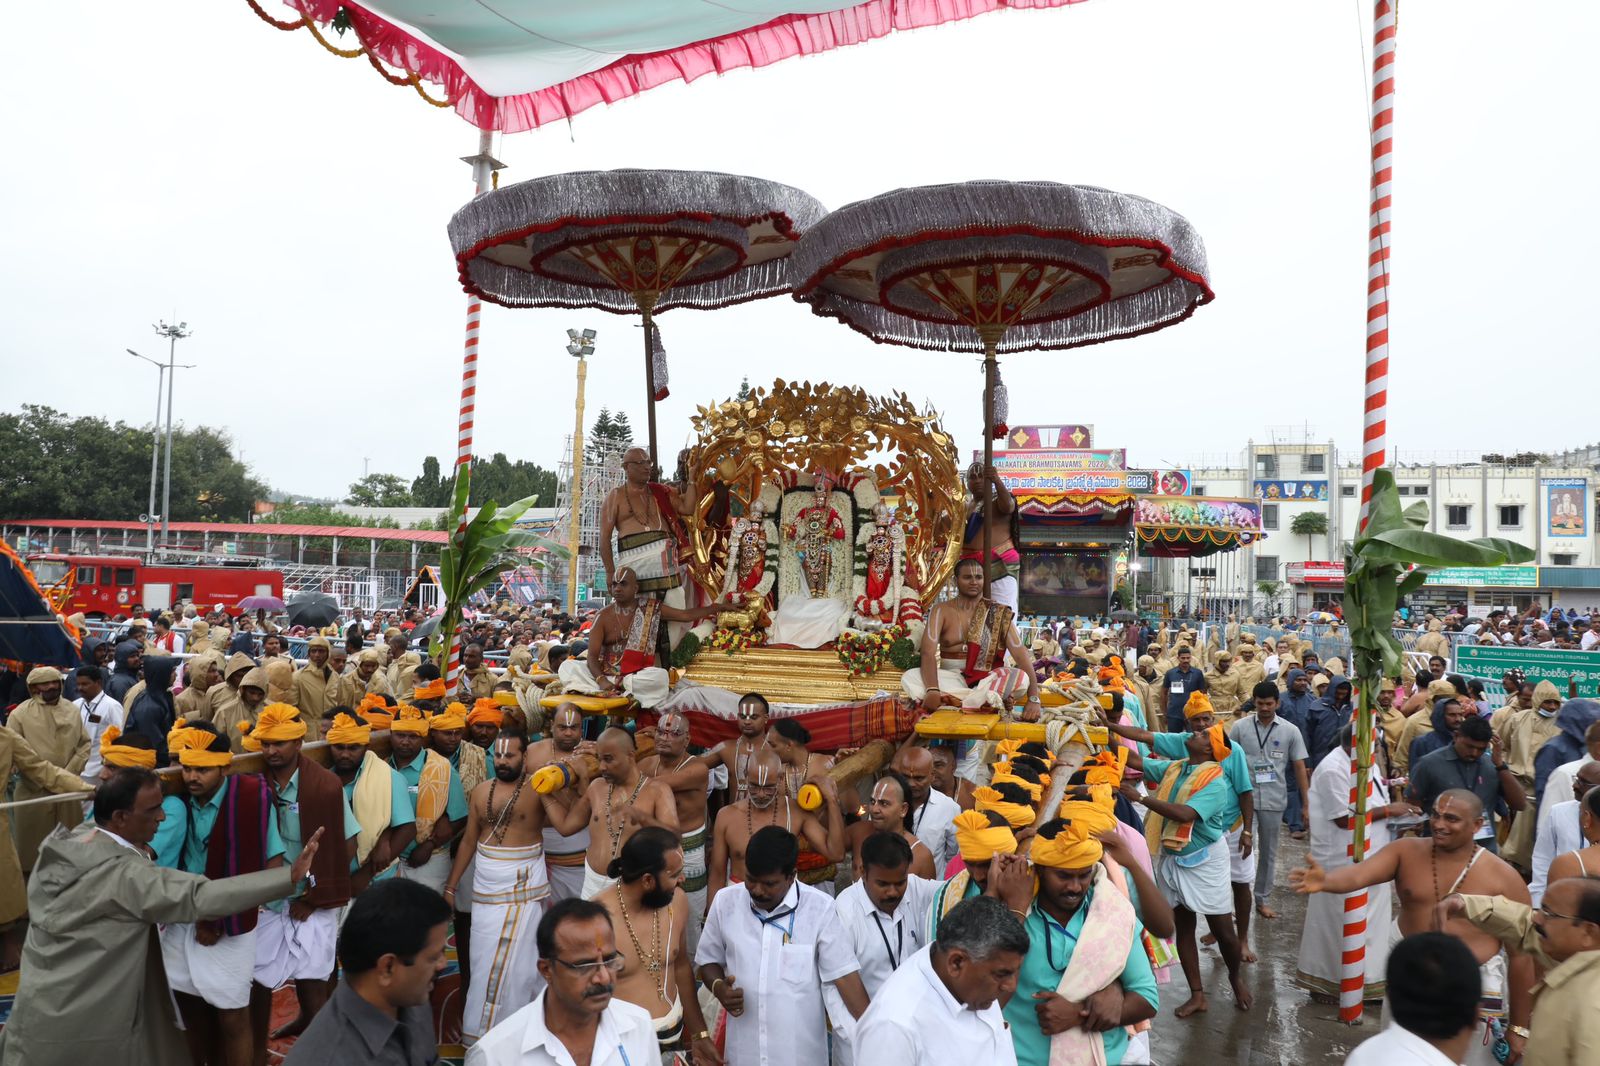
top-left (446, 130), bottom-right (500, 698)
top-left (1343, 0), bottom-right (1396, 1025)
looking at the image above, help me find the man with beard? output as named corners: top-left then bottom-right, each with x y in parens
top-left (706, 753), bottom-right (843, 908)
top-left (388, 706), bottom-right (469, 894)
top-left (695, 692), bottom-right (773, 804)
top-left (9, 667), bottom-right (91, 873)
top-left (445, 731), bottom-right (555, 1045)
top-left (158, 723), bottom-right (284, 1066)
top-left (695, 826), bottom-right (868, 1066)
top-left (245, 703), bottom-right (358, 1044)
top-left (326, 712), bottom-right (415, 894)
top-left (542, 727), bottom-right (679, 900)
top-left (175, 653), bottom-right (221, 723)
top-left (596, 827), bottom-right (720, 1064)
top-left (526, 703), bottom-right (596, 902)
top-left (290, 636), bottom-right (338, 734)
top-left (638, 712), bottom-right (712, 948)
top-left (106, 639), bottom-right (143, 704)
top-left (465, 699), bottom-right (504, 751)
top-left (460, 642), bottom-right (497, 702)
top-left (1293, 790), bottom-right (1534, 1066)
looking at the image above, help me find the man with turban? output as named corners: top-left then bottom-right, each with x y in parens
top-left (387, 705), bottom-right (469, 896)
top-left (926, 809), bottom-right (1019, 935)
top-left (158, 721), bottom-right (283, 1066)
top-left (244, 703), bottom-right (357, 1044)
top-left (427, 700), bottom-right (489, 993)
top-left (289, 635), bottom-right (337, 732)
top-left (1135, 723), bottom-right (1252, 1018)
top-left (8, 666), bottom-right (91, 873)
top-left (324, 712), bottom-right (415, 895)
top-left (465, 698), bottom-right (504, 750)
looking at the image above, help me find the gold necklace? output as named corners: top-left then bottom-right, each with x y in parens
top-left (604, 777), bottom-right (646, 859)
top-left (616, 883), bottom-right (664, 981)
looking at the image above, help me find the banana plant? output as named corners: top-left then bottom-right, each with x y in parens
top-left (433, 466), bottom-right (568, 695)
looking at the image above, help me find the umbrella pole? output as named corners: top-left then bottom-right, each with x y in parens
top-left (979, 329), bottom-right (1002, 600)
top-left (640, 297), bottom-right (660, 476)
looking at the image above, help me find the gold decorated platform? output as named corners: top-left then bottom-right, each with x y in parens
top-left (681, 645), bottom-right (904, 705)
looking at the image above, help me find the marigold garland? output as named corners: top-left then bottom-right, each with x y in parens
top-left (709, 626), bottom-right (766, 657)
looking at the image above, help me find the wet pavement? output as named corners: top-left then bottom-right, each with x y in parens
top-left (1146, 833), bottom-right (1379, 1066)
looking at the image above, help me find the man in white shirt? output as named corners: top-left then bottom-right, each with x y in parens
top-left (1536, 719), bottom-right (1600, 829)
top-left (73, 665), bottom-right (125, 781)
top-left (826, 832), bottom-right (939, 1066)
top-left (466, 898), bottom-right (658, 1066)
top-left (1345, 932), bottom-right (1484, 1066)
top-left (1582, 622), bottom-right (1600, 651)
top-left (694, 826), bottom-right (869, 1066)
top-left (1530, 762), bottom-right (1600, 905)
top-left (895, 747), bottom-right (960, 870)
top-left (853, 896), bottom-right (1024, 1065)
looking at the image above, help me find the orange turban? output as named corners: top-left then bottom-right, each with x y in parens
top-left (430, 702), bottom-right (467, 731)
top-left (100, 726), bottom-right (157, 769)
top-left (1183, 691), bottom-right (1215, 720)
top-left (1061, 782), bottom-right (1116, 814)
top-left (952, 809), bottom-right (1017, 862)
top-left (1206, 723), bottom-right (1232, 762)
top-left (1030, 823), bottom-right (1103, 869)
top-left (990, 770), bottom-right (1043, 802)
top-left (325, 713), bottom-right (372, 745)
top-left (239, 703), bottom-right (306, 751)
top-left (413, 679), bottom-right (447, 701)
top-left (168, 725), bottom-right (233, 768)
top-left (468, 699), bottom-right (504, 728)
top-left (363, 709), bottom-right (394, 731)
top-left (356, 693), bottom-right (388, 717)
top-left (974, 786), bottom-right (1036, 830)
top-left (390, 705), bottom-right (431, 735)
top-left (1081, 748), bottom-right (1128, 788)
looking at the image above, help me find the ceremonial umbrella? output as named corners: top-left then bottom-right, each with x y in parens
top-left (449, 168), bottom-right (827, 471)
top-left (791, 180), bottom-right (1213, 590)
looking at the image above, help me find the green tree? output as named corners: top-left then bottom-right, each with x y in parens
top-left (1289, 510), bottom-right (1328, 559)
top-left (344, 473), bottom-right (414, 507)
top-left (736, 377), bottom-right (752, 401)
top-left (0, 404), bottom-right (269, 522)
top-left (586, 407), bottom-right (634, 462)
top-left (411, 455), bottom-right (450, 508)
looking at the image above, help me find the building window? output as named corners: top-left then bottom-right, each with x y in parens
top-left (1256, 455), bottom-right (1278, 477)
top-left (1552, 553), bottom-right (1578, 566)
top-left (1446, 505), bottom-right (1471, 528)
top-left (1341, 485), bottom-right (1356, 497)
top-left (1498, 505), bottom-right (1522, 528)
top-left (1255, 555), bottom-right (1279, 582)
top-left (1192, 484), bottom-right (1206, 495)
top-left (1304, 453), bottom-right (1325, 473)
top-left (1262, 504), bottom-right (1279, 530)
top-left (1397, 485), bottom-right (1412, 496)
top-left (1413, 485), bottom-right (1429, 496)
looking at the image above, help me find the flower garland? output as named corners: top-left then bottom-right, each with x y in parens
top-left (709, 625), bottom-right (766, 657)
top-left (851, 512), bottom-right (906, 629)
top-left (835, 624), bottom-right (905, 677)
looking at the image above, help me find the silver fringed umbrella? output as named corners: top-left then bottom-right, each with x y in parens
top-left (449, 169), bottom-right (827, 469)
top-left (790, 180), bottom-right (1213, 591)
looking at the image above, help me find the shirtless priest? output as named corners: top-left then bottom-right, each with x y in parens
top-left (541, 727), bottom-right (680, 901)
top-left (599, 827), bottom-right (722, 1065)
top-left (556, 568), bottom-right (725, 708)
top-left (638, 712), bottom-right (712, 948)
top-left (445, 731), bottom-right (553, 1045)
top-left (706, 753), bottom-right (844, 909)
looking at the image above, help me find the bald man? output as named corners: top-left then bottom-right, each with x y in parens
top-left (1293, 788), bottom-right (1533, 1064)
top-left (599, 446), bottom-right (693, 593)
top-left (893, 746), bottom-right (961, 871)
top-left (542, 727), bottom-right (679, 900)
top-left (706, 753), bottom-right (843, 910)
top-left (639, 712), bottom-right (712, 947)
top-left (524, 703), bottom-right (595, 903)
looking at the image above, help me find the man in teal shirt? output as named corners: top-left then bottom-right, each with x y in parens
top-left (387, 707), bottom-right (469, 892)
top-left (325, 711), bottom-right (415, 892)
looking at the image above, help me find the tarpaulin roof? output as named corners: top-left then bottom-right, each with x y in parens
top-left (12, 517), bottom-right (449, 544)
top-left (253, 0), bottom-right (1088, 132)
top-left (0, 542), bottom-right (82, 668)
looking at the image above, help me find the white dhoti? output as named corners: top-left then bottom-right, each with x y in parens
top-left (616, 530), bottom-right (681, 596)
top-left (161, 923), bottom-right (257, 1009)
top-left (252, 906), bottom-right (339, 988)
top-left (1381, 919), bottom-right (1504, 1066)
top-left (1154, 839), bottom-right (1233, 916)
top-left (766, 596), bottom-right (850, 649)
top-left (654, 995), bottom-right (686, 1066)
top-left (464, 841), bottom-right (551, 1043)
top-left (1294, 883), bottom-right (1391, 1001)
top-left (558, 658), bottom-right (671, 709)
top-left (582, 862), bottom-right (619, 900)
top-left (542, 825), bottom-right (590, 903)
top-left (989, 575), bottom-right (1018, 614)
top-left (1226, 824), bottom-right (1257, 884)
top-left (396, 843), bottom-right (454, 893)
top-left (899, 659), bottom-right (1029, 712)
top-left (680, 823), bottom-right (707, 955)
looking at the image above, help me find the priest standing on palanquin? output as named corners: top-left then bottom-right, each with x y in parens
top-left (963, 462), bottom-right (1022, 613)
top-left (600, 447), bottom-right (693, 601)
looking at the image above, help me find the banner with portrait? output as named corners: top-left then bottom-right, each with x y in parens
top-left (1545, 478), bottom-right (1587, 538)
top-left (1020, 550), bottom-right (1111, 617)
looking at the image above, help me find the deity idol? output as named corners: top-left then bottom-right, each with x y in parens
top-left (725, 500), bottom-right (774, 599)
top-left (853, 503), bottom-right (906, 628)
top-left (785, 476), bottom-right (846, 598)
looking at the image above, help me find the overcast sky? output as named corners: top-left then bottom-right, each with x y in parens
top-left (3, 1), bottom-right (1596, 504)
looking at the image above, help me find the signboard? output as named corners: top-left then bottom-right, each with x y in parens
top-left (982, 448), bottom-right (1127, 473)
top-left (1150, 470), bottom-right (1194, 496)
top-left (222, 542), bottom-right (238, 556)
top-left (998, 468), bottom-right (1156, 494)
top-left (1545, 478), bottom-right (1587, 538)
top-left (1455, 644), bottom-right (1600, 698)
top-left (1254, 480), bottom-right (1329, 501)
top-left (1001, 425), bottom-right (1093, 450)
top-left (1286, 561), bottom-right (1345, 585)
top-left (577, 584), bottom-right (590, 602)
top-left (1423, 566), bottom-right (1538, 588)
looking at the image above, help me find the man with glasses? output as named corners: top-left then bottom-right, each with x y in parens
top-left (465, 898), bottom-right (657, 1066)
top-left (599, 447), bottom-right (693, 599)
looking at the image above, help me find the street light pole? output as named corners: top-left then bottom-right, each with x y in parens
top-left (566, 328), bottom-right (597, 615)
top-left (127, 349), bottom-right (165, 552)
top-left (153, 320), bottom-right (193, 556)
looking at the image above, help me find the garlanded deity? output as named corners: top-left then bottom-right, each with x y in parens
top-left (785, 475), bottom-right (846, 598)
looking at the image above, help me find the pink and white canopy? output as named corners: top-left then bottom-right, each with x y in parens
top-left (259, 0), bottom-right (1090, 132)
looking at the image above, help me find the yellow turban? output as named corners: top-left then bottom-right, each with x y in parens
top-left (356, 692), bottom-right (388, 715)
top-left (468, 699), bottom-right (504, 728)
top-left (100, 726), bottom-right (157, 769)
top-left (431, 702), bottom-right (468, 731)
top-left (239, 703), bottom-right (307, 751)
top-left (413, 679), bottom-right (447, 701)
top-left (990, 771), bottom-right (1043, 802)
top-left (974, 786), bottom-right (1036, 830)
top-left (168, 725), bottom-right (233, 768)
top-left (1183, 691), bottom-right (1215, 720)
top-left (1062, 782), bottom-right (1116, 814)
top-left (1206, 722), bottom-right (1232, 762)
top-left (952, 809), bottom-right (1017, 862)
top-left (1080, 748), bottom-right (1128, 788)
top-left (1059, 797), bottom-right (1118, 837)
top-left (1030, 823), bottom-right (1103, 869)
top-left (492, 691), bottom-right (519, 708)
top-left (364, 709), bottom-right (395, 731)
top-left (325, 713), bottom-right (372, 745)
top-left (391, 705), bottom-right (431, 735)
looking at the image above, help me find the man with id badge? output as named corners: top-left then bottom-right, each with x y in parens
top-left (1227, 683), bottom-right (1309, 929)
top-left (1160, 646), bottom-right (1207, 733)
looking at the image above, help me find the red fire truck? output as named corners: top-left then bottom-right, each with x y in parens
top-left (27, 554), bottom-right (284, 619)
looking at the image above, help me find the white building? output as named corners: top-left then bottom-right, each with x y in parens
top-left (1147, 438), bottom-right (1600, 617)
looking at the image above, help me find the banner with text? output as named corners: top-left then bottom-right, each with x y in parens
top-left (1545, 478), bottom-right (1587, 538)
top-left (1455, 644), bottom-right (1600, 697)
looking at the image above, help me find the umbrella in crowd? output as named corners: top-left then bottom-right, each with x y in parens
top-left (238, 595), bottom-right (286, 612)
top-left (285, 593), bottom-right (340, 630)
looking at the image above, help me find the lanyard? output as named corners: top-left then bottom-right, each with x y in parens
top-left (754, 905), bottom-right (798, 944)
top-left (871, 910), bottom-right (902, 969)
top-left (1039, 906), bottom-right (1079, 973)
top-left (1252, 719), bottom-right (1278, 753)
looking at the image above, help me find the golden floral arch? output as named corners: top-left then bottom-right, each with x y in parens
top-left (682, 379), bottom-right (963, 604)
